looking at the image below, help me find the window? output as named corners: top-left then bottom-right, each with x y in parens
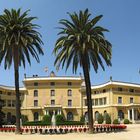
top-left (103, 89), bottom-right (106, 93)
top-left (68, 100), bottom-right (72, 107)
top-left (67, 89), bottom-right (72, 96)
top-left (68, 82), bottom-right (72, 86)
top-left (118, 97), bottom-right (122, 104)
top-left (129, 89), bottom-right (134, 92)
top-left (7, 92), bottom-right (11, 95)
top-left (51, 100), bottom-right (55, 105)
top-left (0, 91), bottom-right (2, 94)
top-left (67, 112), bottom-right (73, 121)
top-left (130, 97), bottom-right (133, 103)
top-left (95, 99), bottom-right (98, 106)
top-left (3, 100), bottom-right (6, 107)
top-left (50, 82), bottom-right (55, 86)
top-left (7, 100), bottom-right (11, 107)
top-left (50, 90), bottom-right (55, 96)
top-left (12, 100), bottom-right (16, 107)
top-left (99, 98), bottom-right (103, 105)
top-left (34, 90), bottom-right (38, 97)
top-left (118, 87), bottom-right (123, 91)
top-left (34, 100), bottom-right (38, 107)
top-left (118, 110), bottom-right (124, 120)
top-left (34, 82), bottom-right (38, 86)
top-left (34, 112), bottom-right (39, 121)
top-left (95, 111), bottom-right (99, 121)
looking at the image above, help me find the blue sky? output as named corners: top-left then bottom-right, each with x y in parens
top-left (0, 0), bottom-right (140, 86)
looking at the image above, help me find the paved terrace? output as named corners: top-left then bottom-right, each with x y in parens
top-left (0, 124), bottom-right (139, 140)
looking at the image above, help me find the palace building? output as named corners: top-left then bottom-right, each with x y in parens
top-left (0, 71), bottom-right (140, 124)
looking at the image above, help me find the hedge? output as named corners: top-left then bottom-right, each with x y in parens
top-left (113, 119), bottom-right (120, 124)
top-left (23, 121), bottom-right (84, 126)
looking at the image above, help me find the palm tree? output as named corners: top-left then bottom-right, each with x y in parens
top-left (0, 9), bottom-right (44, 134)
top-left (53, 9), bottom-right (112, 133)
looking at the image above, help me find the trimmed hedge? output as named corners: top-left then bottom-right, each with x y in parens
top-left (23, 120), bottom-right (84, 126)
top-left (56, 115), bottom-right (65, 124)
top-left (123, 119), bottom-right (130, 124)
top-left (56, 121), bottom-right (84, 125)
top-left (42, 115), bottom-right (51, 123)
top-left (80, 116), bottom-right (85, 123)
top-left (113, 119), bottom-right (120, 124)
top-left (104, 113), bottom-right (111, 124)
top-left (23, 121), bottom-right (51, 126)
top-left (97, 113), bottom-right (104, 124)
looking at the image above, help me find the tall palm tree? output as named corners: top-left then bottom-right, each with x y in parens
top-left (53, 9), bottom-right (112, 133)
top-left (0, 9), bottom-right (44, 134)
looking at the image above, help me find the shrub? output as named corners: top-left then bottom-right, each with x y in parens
top-left (80, 115), bottom-right (85, 123)
top-left (113, 119), bottom-right (120, 124)
top-left (23, 121), bottom-right (51, 126)
top-left (56, 121), bottom-right (84, 125)
top-left (124, 119), bottom-right (130, 124)
top-left (104, 113), bottom-right (111, 124)
top-left (23, 120), bottom-right (84, 126)
top-left (56, 114), bottom-right (65, 124)
top-left (42, 115), bottom-right (51, 123)
top-left (97, 113), bottom-right (104, 124)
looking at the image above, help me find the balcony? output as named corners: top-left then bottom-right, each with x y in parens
top-left (44, 104), bottom-right (62, 109)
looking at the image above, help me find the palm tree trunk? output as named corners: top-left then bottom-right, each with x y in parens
top-left (82, 55), bottom-right (94, 133)
top-left (14, 49), bottom-right (21, 134)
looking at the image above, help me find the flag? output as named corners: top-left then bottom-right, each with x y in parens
top-left (44, 67), bottom-right (48, 72)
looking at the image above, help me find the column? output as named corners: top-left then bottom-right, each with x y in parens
top-left (136, 110), bottom-right (138, 120)
top-left (46, 110), bottom-right (49, 115)
top-left (59, 110), bottom-right (62, 115)
top-left (53, 110), bottom-right (55, 115)
top-left (57, 110), bottom-right (59, 115)
top-left (128, 109), bottom-right (130, 120)
top-left (132, 108), bottom-right (135, 123)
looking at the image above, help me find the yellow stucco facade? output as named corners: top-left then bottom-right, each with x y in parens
top-left (1, 73), bottom-right (140, 124)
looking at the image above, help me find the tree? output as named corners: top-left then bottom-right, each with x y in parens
top-left (0, 98), bottom-right (5, 127)
top-left (0, 9), bottom-right (44, 133)
top-left (53, 9), bottom-right (112, 133)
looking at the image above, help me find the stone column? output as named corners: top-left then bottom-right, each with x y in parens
top-left (59, 110), bottom-right (62, 115)
top-left (128, 109), bottom-right (130, 120)
top-left (132, 108), bottom-right (135, 123)
top-left (46, 110), bottom-right (49, 115)
top-left (135, 109), bottom-right (138, 120)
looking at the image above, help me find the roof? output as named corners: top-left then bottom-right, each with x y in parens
top-left (23, 76), bottom-right (83, 82)
top-left (90, 80), bottom-right (140, 89)
top-left (0, 85), bottom-right (26, 91)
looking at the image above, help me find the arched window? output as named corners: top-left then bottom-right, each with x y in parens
top-left (7, 112), bottom-right (11, 124)
top-left (118, 110), bottom-right (124, 120)
top-left (95, 111), bottom-right (99, 121)
top-left (67, 112), bottom-right (73, 121)
top-left (34, 112), bottom-right (39, 121)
